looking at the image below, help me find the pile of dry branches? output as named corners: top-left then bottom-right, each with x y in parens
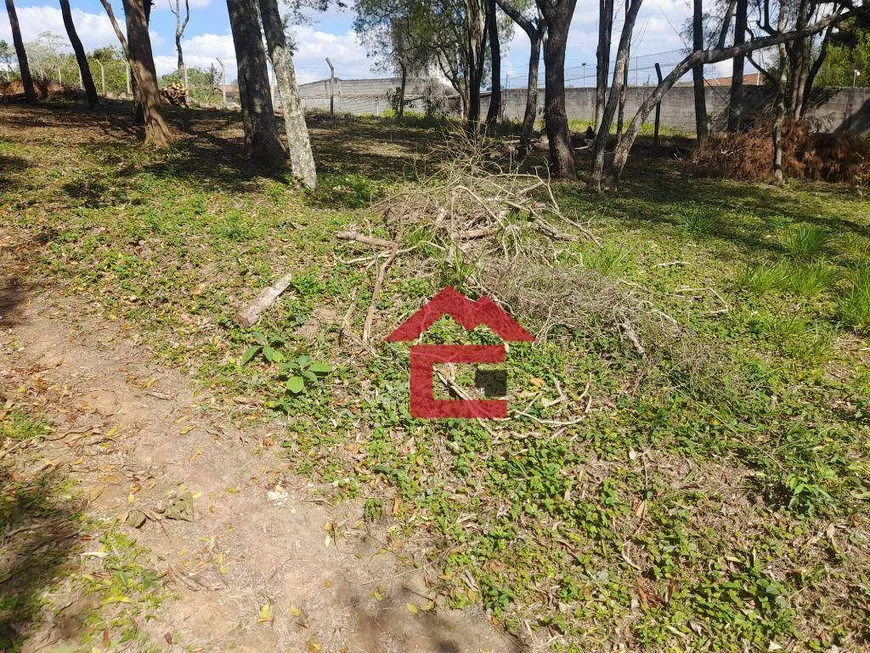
top-left (160, 83), bottom-right (188, 107)
top-left (692, 119), bottom-right (870, 185)
top-left (477, 260), bottom-right (678, 353)
top-left (335, 139), bottom-right (727, 392)
top-left (346, 140), bottom-right (597, 262)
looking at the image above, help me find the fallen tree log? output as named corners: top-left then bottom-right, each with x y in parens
top-left (234, 272), bottom-right (293, 328)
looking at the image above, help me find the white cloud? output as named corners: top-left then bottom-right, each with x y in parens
top-left (290, 27), bottom-right (371, 82)
top-left (154, 32), bottom-right (235, 77)
top-left (0, 5), bottom-right (118, 51)
top-left (163, 27), bottom-right (370, 84)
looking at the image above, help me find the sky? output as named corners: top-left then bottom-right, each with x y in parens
top-left (0, 0), bottom-right (731, 86)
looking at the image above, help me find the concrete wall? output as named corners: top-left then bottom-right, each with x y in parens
top-left (296, 77), bottom-right (436, 115)
top-left (293, 75), bottom-right (870, 135)
top-left (485, 86), bottom-right (870, 135)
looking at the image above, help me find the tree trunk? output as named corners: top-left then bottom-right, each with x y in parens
top-left (4, 0), bottom-right (35, 103)
top-left (595, 0), bottom-right (614, 130)
top-left (616, 0), bottom-right (631, 135)
top-left (606, 8), bottom-right (848, 185)
top-left (800, 23), bottom-right (834, 118)
top-left (539, 0), bottom-right (578, 179)
top-left (172, 0), bottom-right (190, 89)
top-left (788, 0), bottom-right (812, 118)
top-left (591, 0), bottom-right (643, 188)
top-left (521, 29), bottom-right (542, 152)
top-left (466, 0), bottom-right (485, 128)
top-left (495, 0), bottom-right (545, 156)
top-left (227, 0), bottom-right (284, 165)
top-left (772, 7), bottom-right (788, 185)
top-left (398, 60), bottom-right (407, 118)
top-left (485, 0), bottom-right (501, 125)
top-left (60, 0), bottom-right (98, 109)
top-left (258, 0), bottom-right (316, 186)
top-left (728, 0), bottom-right (747, 131)
top-left (176, 35), bottom-right (187, 88)
top-left (692, 0), bottom-right (707, 141)
top-left (121, 0), bottom-right (172, 147)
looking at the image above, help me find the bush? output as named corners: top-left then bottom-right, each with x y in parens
top-left (692, 119), bottom-right (870, 186)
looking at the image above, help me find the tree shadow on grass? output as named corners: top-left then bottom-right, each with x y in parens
top-left (345, 583), bottom-right (526, 653)
top-left (0, 154), bottom-right (33, 193)
top-left (565, 150), bottom-right (870, 262)
top-left (0, 460), bottom-right (82, 650)
top-left (0, 275), bottom-right (32, 328)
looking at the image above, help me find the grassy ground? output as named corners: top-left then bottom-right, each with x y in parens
top-left (2, 101), bottom-right (869, 651)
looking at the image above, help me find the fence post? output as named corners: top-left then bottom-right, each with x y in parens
top-left (654, 63), bottom-right (663, 147)
top-left (325, 57), bottom-right (335, 116)
top-left (95, 59), bottom-right (105, 95)
top-left (57, 65), bottom-right (62, 86)
top-left (217, 58), bottom-right (226, 108)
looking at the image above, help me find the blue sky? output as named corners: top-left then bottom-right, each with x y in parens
top-left (1, 0), bottom-right (729, 85)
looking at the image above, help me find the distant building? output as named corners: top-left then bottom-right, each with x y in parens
top-left (703, 73), bottom-right (764, 87)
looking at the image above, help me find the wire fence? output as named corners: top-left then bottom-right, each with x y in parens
top-left (505, 48), bottom-right (700, 90)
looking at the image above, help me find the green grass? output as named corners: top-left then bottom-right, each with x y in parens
top-left (780, 222), bottom-right (831, 260)
top-left (1, 102), bottom-right (869, 650)
top-left (839, 265), bottom-right (870, 331)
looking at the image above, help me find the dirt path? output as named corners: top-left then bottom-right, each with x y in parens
top-left (0, 284), bottom-right (518, 653)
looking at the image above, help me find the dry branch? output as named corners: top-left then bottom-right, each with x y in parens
top-left (362, 246), bottom-right (398, 344)
top-left (336, 231), bottom-right (396, 249)
top-left (234, 272), bottom-right (293, 328)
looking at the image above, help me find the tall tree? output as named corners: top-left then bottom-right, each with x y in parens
top-left (595, 0), bottom-right (614, 130)
top-left (123, 0), bottom-right (172, 146)
top-left (226, 0), bottom-right (284, 164)
top-left (354, 6), bottom-right (425, 119)
top-left (815, 16), bottom-right (870, 87)
top-left (728, 0), bottom-right (748, 130)
top-left (485, 0), bottom-right (501, 124)
top-left (692, 0), bottom-right (708, 140)
top-left (258, 0), bottom-right (317, 186)
top-left (772, 0), bottom-right (788, 185)
top-left (537, 0), bottom-right (579, 178)
top-left (100, 0), bottom-right (172, 146)
top-left (495, 0), bottom-right (545, 153)
top-left (466, 0), bottom-right (487, 126)
top-left (4, 0), bottom-right (35, 102)
top-left (602, 8), bottom-right (853, 186)
top-left (591, 0), bottom-right (644, 188)
top-left (168, 0), bottom-right (190, 89)
top-left (353, 0), bottom-right (487, 124)
top-left (59, 0), bottom-right (98, 109)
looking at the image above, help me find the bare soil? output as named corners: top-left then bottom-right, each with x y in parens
top-left (0, 272), bottom-right (517, 652)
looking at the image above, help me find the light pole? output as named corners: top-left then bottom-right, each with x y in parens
top-left (582, 62), bottom-right (586, 87)
top-left (854, 69), bottom-right (861, 88)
